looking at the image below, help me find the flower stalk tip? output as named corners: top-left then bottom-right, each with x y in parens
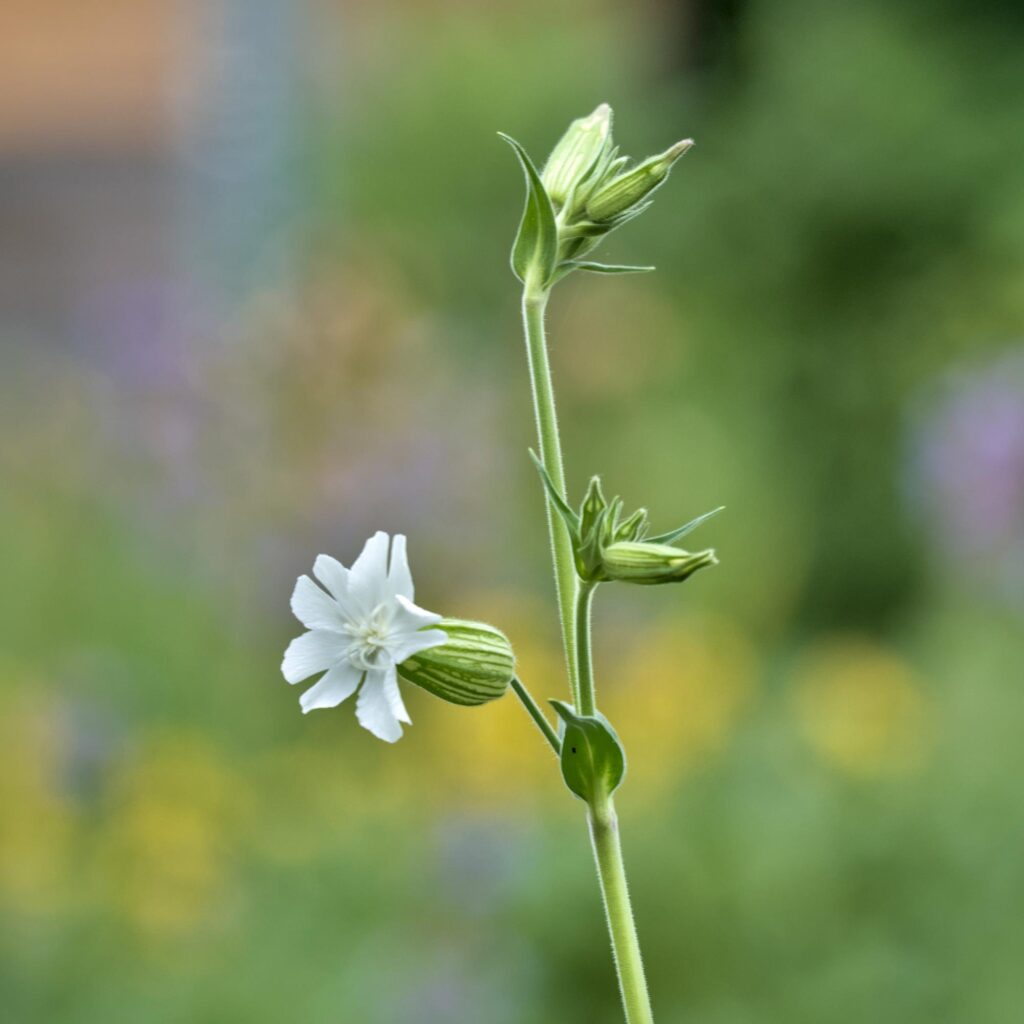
top-left (502, 105), bottom-right (696, 284)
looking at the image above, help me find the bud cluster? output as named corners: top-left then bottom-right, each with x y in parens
top-left (539, 104), bottom-right (693, 270)
top-left (531, 453), bottom-right (720, 586)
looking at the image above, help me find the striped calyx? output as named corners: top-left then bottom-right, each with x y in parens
top-left (398, 619), bottom-right (514, 706)
top-left (600, 541), bottom-right (717, 585)
top-left (584, 139), bottom-right (693, 223)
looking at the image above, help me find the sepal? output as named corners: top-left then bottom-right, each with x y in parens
top-left (645, 505), bottom-right (725, 546)
top-left (550, 701), bottom-right (626, 804)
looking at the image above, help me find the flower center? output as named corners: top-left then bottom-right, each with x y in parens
top-left (346, 605), bottom-right (395, 671)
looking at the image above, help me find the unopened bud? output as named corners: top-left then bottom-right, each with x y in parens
top-left (398, 619), bottom-right (514, 706)
top-left (579, 476), bottom-right (608, 540)
top-left (584, 139), bottom-right (693, 222)
top-left (614, 507), bottom-right (649, 543)
top-left (600, 540), bottom-right (716, 585)
top-left (541, 103), bottom-right (613, 207)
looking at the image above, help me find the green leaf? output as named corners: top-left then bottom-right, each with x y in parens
top-left (646, 506), bottom-right (725, 546)
top-left (550, 700), bottom-right (627, 804)
top-left (499, 133), bottom-right (558, 286)
top-left (528, 449), bottom-right (580, 533)
top-left (563, 261), bottom-right (656, 275)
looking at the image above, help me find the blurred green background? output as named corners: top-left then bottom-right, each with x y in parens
top-left (2, 1), bottom-right (1024, 1021)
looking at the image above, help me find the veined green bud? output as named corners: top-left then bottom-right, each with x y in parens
top-left (600, 541), bottom-right (716, 585)
top-left (584, 139), bottom-right (693, 222)
top-left (398, 619), bottom-right (514, 706)
top-left (541, 103), bottom-right (613, 208)
top-left (614, 507), bottom-right (649, 543)
top-left (579, 475), bottom-right (608, 541)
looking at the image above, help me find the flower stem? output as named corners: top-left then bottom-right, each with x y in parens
top-left (588, 794), bottom-right (655, 1024)
top-left (521, 275), bottom-right (580, 705)
top-left (510, 675), bottom-right (561, 755)
top-left (575, 582), bottom-right (653, 1020)
top-left (575, 581), bottom-right (597, 715)
top-left (522, 274), bottom-right (655, 1023)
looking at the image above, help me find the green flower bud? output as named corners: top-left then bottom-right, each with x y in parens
top-left (614, 507), bottom-right (649, 543)
top-left (579, 475), bottom-right (608, 541)
top-left (600, 541), bottom-right (716, 585)
top-left (584, 139), bottom-right (693, 223)
top-left (541, 103), bottom-right (613, 208)
top-left (398, 619), bottom-right (514, 706)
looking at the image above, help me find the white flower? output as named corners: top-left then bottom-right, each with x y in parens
top-left (282, 531), bottom-right (447, 742)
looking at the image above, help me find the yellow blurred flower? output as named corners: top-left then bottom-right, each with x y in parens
top-left (419, 590), bottom-right (565, 810)
top-left (95, 732), bottom-right (251, 941)
top-left (602, 614), bottom-right (756, 799)
top-left (791, 635), bottom-right (933, 778)
top-left (248, 740), bottom-right (410, 864)
top-left (0, 686), bottom-right (77, 915)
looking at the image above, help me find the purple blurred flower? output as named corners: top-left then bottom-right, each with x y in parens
top-left (907, 349), bottom-right (1024, 600)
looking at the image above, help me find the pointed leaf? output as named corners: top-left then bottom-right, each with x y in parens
top-left (563, 261), bottom-right (656, 275)
top-left (550, 701), bottom-right (627, 804)
top-left (646, 506), bottom-right (725, 546)
top-left (528, 449), bottom-right (580, 533)
top-left (499, 133), bottom-right (558, 286)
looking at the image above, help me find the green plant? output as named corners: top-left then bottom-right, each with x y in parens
top-left (282, 104), bottom-right (718, 1023)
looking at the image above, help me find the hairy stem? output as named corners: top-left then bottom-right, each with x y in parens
top-left (521, 274), bottom-right (580, 704)
top-left (575, 581), bottom-right (597, 715)
top-left (510, 676), bottom-right (561, 754)
top-left (589, 795), bottom-right (655, 1024)
top-left (521, 268), bottom-right (654, 1023)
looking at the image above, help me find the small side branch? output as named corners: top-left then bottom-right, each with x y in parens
top-left (511, 676), bottom-right (561, 755)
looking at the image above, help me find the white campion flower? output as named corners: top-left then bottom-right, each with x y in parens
top-left (282, 531), bottom-right (447, 742)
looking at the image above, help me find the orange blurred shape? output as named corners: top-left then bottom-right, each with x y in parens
top-left (0, 0), bottom-right (181, 155)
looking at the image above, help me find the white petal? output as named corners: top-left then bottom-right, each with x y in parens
top-left (393, 593), bottom-right (443, 630)
top-left (313, 554), bottom-right (350, 602)
top-left (350, 531), bottom-right (390, 586)
top-left (382, 666), bottom-right (412, 724)
top-left (347, 531), bottom-right (391, 611)
top-left (300, 662), bottom-right (362, 713)
top-left (387, 534), bottom-right (415, 600)
top-left (391, 627), bottom-right (448, 665)
top-left (281, 630), bottom-right (344, 684)
top-left (291, 575), bottom-right (347, 632)
top-left (355, 668), bottom-right (404, 742)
